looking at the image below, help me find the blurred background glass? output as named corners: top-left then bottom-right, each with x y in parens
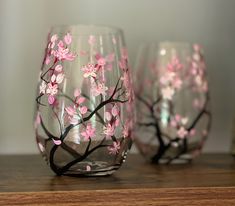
top-left (134, 42), bottom-right (211, 163)
top-left (0, 0), bottom-right (235, 154)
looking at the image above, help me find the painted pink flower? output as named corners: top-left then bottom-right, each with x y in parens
top-left (51, 73), bottom-right (65, 84)
top-left (46, 83), bottom-right (58, 96)
top-left (161, 86), bottom-right (174, 100)
top-left (160, 72), bottom-right (175, 85)
top-left (81, 123), bottom-right (96, 140)
top-left (55, 64), bottom-right (63, 72)
top-left (86, 165), bottom-right (91, 171)
top-left (45, 56), bottom-right (50, 65)
top-left (53, 41), bottom-right (76, 61)
top-left (111, 104), bottom-right (119, 117)
top-left (91, 82), bottom-right (108, 96)
top-left (64, 33), bottom-right (72, 45)
top-left (189, 129), bottom-right (196, 137)
top-left (79, 106), bottom-right (88, 115)
top-left (175, 114), bottom-right (181, 122)
top-left (52, 138), bottom-right (62, 145)
top-left (65, 106), bottom-right (76, 116)
top-left (39, 81), bottom-right (47, 94)
top-left (103, 124), bottom-right (115, 138)
top-left (49, 34), bottom-right (58, 49)
top-left (108, 141), bottom-right (120, 155)
top-left (172, 77), bottom-right (182, 89)
top-left (81, 63), bottom-right (97, 78)
top-left (121, 72), bottom-right (130, 89)
top-left (97, 57), bottom-right (106, 66)
top-left (177, 126), bottom-right (188, 139)
top-left (88, 35), bottom-right (96, 45)
top-left (48, 95), bottom-right (55, 105)
top-left (51, 34), bottom-right (58, 43)
top-left (181, 117), bottom-right (188, 125)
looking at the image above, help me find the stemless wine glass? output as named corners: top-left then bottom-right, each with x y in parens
top-left (34, 25), bottom-right (134, 176)
top-left (134, 42), bottom-right (211, 164)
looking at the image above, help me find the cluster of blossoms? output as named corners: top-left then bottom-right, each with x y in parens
top-left (190, 44), bottom-right (208, 92)
top-left (170, 114), bottom-right (196, 139)
top-left (39, 33), bottom-right (76, 105)
top-left (65, 89), bottom-right (88, 125)
top-left (160, 57), bottom-right (183, 101)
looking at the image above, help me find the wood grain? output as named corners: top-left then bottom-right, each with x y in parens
top-left (0, 154), bottom-right (235, 205)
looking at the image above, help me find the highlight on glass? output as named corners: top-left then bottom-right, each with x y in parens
top-left (34, 25), bottom-right (134, 176)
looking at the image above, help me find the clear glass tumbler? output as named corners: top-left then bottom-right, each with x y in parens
top-left (34, 25), bottom-right (134, 176)
top-left (134, 42), bottom-right (211, 164)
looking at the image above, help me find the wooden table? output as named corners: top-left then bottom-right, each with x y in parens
top-left (0, 154), bottom-right (235, 205)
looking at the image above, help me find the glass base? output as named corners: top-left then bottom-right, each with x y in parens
top-left (61, 161), bottom-right (121, 177)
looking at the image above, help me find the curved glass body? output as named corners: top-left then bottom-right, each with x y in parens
top-left (34, 25), bottom-right (134, 176)
top-left (134, 42), bottom-right (211, 164)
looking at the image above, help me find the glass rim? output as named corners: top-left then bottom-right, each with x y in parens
top-left (49, 24), bottom-right (124, 36)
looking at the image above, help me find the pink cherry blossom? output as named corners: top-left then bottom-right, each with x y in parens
top-left (97, 57), bottom-right (106, 66)
top-left (108, 141), bottom-right (120, 155)
top-left (65, 106), bottom-right (76, 116)
top-left (177, 126), bottom-right (188, 139)
top-left (103, 124), bottom-right (115, 138)
top-left (175, 114), bottom-right (181, 122)
top-left (111, 104), bottom-right (119, 117)
top-left (181, 117), bottom-right (188, 125)
top-left (91, 82), bottom-right (108, 96)
top-left (161, 86), bottom-right (174, 100)
top-left (86, 165), bottom-right (91, 171)
top-left (88, 35), bottom-right (96, 45)
top-left (51, 34), bottom-right (58, 43)
top-left (172, 77), bottom-right (182, 89)
top-left (114, 117), bottom-right (120, 127)
top-left (76, 97), bottom-right (86, 105)
top-left (81, 123), bottom-right (96, 141)
top-left (55, 64), bottom-right (63, 72)
top-left (64, 33), bottom-right (72, 45)
top-left (53, 41), bottom-right (76, 61)
top-left (48, 95), bottom-right (55, 105)
top-left (79, 106), bottom-right (88, 115)
top-left (160, 72), bottom-right (175, 85)
top-left (56, 73), bottom-right (65, 84)
top-left (39, 81), bottom-right (47, 94)
top-left (52, 138), bottom-right (62, 145)
top-left (81, 64), bottom-right (97, 78)
top-left (46, 83), bottom-right (58, 96)
top-left (45, 56), bottom-right (50, 65)
top-left (189, 129), bottom-right (196, 137)
top-left (121, 72), bottom-right (130, 89)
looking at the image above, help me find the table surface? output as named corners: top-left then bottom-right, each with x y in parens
top-left (0, 154), bottom-right (235, 205)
